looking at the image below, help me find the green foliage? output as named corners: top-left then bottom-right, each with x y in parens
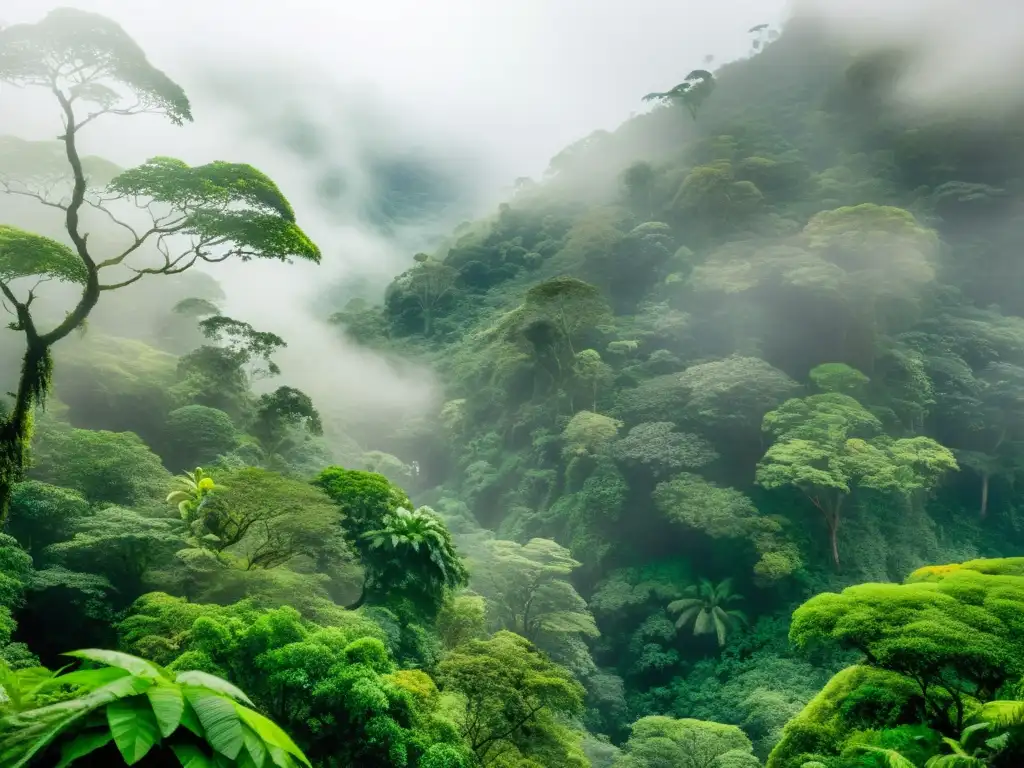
top-left (435, 630), bottom-right (587, 767)
top-left (312, 466), bottom-right (465, 613)
top-left (0, 226), bottom-right (87, 284)
top-left (161, 406), bottom-right (239, 472)
top-left (45, 508), bottom-right (185, 605)
top-left (53, 335), bottom-right (179, 449)
top-left (0, 647), bottom-right (311, 767)
top-left (0, 7), bottom-right (192, 123)
top-left (473, 538), bottom-right (599, 646)
top-left (180, 467), bottom-right (340, 571)
top-left (790, 560), bottom-right (1024, 734)
top-left (757, 393), bottom-right (957, 568)
top-left (563, 411), bottom-right (622, 457)
top-left (809, 364), bottom-right (870, 397)
top-left (117, 598), bottom-right (463, 766)
top-left (7, 482), bottom-right (91, 561)
top-left (314, 466), bottom-right (412, 544)
top-left (613, 715), bottom-right (758, 768)
top-left (611, 423), bottom-right (718, 480)
top-left (766, 665), bottom-right (922, 768)
top-left (655, 474), bottom-right (800, 581)
top-left (29, 420), bottom-right (171, 507)
top-left (109, 158), bottom-right (319, 262)
top-left (8, 13), bottom-right (1024, 768)
top-left (667, 578), bottom-right (747, 648)
top-left (362, 506), bottom-right (469, 617)
top-left (643, 69), bottom-right (717, 119)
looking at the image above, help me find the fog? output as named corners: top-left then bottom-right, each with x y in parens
top-left (6, 0), bottom-right (1010, 456)
top-left (1, 0), bottom-right (784, 452)
top-left (793, 0), bottom-right (1024, 115)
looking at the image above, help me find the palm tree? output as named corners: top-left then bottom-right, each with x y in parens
top-left (0, 649), bottom-right (310, 767)
top-left (667, 578), bottom-right (747, 647)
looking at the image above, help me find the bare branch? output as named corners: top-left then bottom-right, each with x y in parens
top-left (98, 239), bottom-right (236, 291)
top-left (82, 195), bottom-right (141, 240)
top-left (0, 178), bottom-right (69, 211)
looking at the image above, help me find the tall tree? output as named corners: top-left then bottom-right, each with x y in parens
top-left (360, 505), bottom-right (469, 616)
top-left (396, 256), bottom-right (458, 336)
top-left (643, 69), bottom-right (717, 119)
top-left (0, 8), bottom-right (320, 519)
top-left (435, 631), bottom-right (587, 767)
top-left (473, 538), bottom-right (599, 646)
top-left (756, 393), bottom-right (957, 568)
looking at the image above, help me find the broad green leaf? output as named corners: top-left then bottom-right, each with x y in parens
top-left (146, 682), bottom-right (185, 738)
top-left (0, 226), bottom-right (87, 284)
top-left (236, 705), bottom-right (311, 767)
top-left (2, 674), bottom-right (153, 768)
top-left (64, 650), bottom-right (167, 680)
top-left (179, 700), bottom-right (204, 738)
top-left (44, 667), bottom-right (130, 692)
top-left (183, 687), bottom-right (243, 760)
top-left (55, 729), bottom-right (113, 768)
top-left (268, 743), bottom-right (299, 768)
top-left (175, 671), bottom-right (253, 706)
top-left (171, 743), bottom-right (218, 768)
top-left (240, 724), bottom-right (268, 768)
top-left (107, 697), bottom-right (161, 765)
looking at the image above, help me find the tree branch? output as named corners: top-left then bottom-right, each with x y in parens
top-left (38, 86), bottom-right (100, 347)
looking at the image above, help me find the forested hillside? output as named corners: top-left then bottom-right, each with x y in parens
top-left (1, 7), bottom-right (1024, 768)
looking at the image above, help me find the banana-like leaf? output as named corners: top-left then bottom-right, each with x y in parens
top-left (171, 743), bottom-right (219, 768)
top-left (64, 650), bottom-right (168, 681)
top-left (107, 697), bottom-right (161, 765)
top-left (236, 704), bottom-right (311, 768)
top-left (146, 682), bottom-right (185, 738)
top-left (54, 730), bottom-right (113, 768)
top-left (182, 687), bottom-right (243, 760)
top-left (175, 671), bottom-right (253, 706)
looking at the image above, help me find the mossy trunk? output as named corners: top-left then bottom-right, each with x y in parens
top-left (0, 342), bottom-right (53, 523)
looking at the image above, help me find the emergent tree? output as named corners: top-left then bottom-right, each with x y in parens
top-left (0, 9), bottom-right (320, 518)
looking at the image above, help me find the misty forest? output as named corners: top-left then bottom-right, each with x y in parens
top-left (2, 5), bottom-right (1024, 768)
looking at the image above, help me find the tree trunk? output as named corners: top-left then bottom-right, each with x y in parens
top-left (423, 306), bottom-right (433, 337)
top-left (980, 472), bottom-right (990, 520)
top-left (828, 513), bottom-right (841, 569)
top-left (346, 578), bottom-right (367, 610)
top-left (0, 341), bottom-right (53, 522)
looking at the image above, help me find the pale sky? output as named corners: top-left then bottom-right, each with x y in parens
top-left (0, 0), bottom-right (787, 182)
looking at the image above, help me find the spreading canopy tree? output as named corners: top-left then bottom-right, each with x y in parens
top-left (0, 8), bottom-right (320, 520)
top-left (435, 630), bottom-right (588, 767)
top-left (789, 558), bottom-right (1024, 735)
top-left (756, 393), bottom-right (957, 568)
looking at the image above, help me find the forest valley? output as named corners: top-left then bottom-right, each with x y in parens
top-left (1, 6), bottom-right (1024, 768)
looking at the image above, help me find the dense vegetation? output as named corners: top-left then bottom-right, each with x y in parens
top-left (2, 7), bottom-right (1024, 768)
